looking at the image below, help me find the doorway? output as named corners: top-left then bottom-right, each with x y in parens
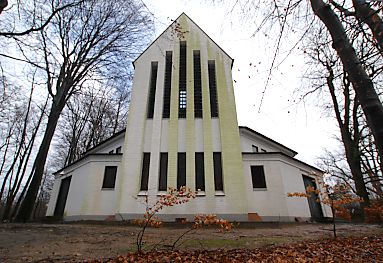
top-left (302, 175), bottom-right (324, 221)
top-left (54, 176), bottom-right (72, 217)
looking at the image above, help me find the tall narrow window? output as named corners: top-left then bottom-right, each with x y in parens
top-left (177, 152), bottom-right (186, 189)
top-left (163, 52), bottom-right (172, 118)
top-left (213, 152), bottom-right (223, 191)
top-left (158, 153), bottom-right (168, 191)
top-left (193, 50), bottom-right (202, 118)
top-left (195, 152), bottom-right (205, 191)
top-left (140, 153), bottom-right (150, 191)
top-left (179, 41), bottom-right (187, 118)
top-left (208, 60), bottom-right (218, 117)
top-left (147, 62), bottom-right (158, 118)
top-left (250, 166), bottom-right (266, 189)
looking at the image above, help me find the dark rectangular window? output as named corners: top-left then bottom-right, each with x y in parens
top-left (163, 52), bottom-right (172, 118)
top-left (116, 146), bottom-right (122, 154)
top-left (193, 50), bottom-right (202, 118)
top-left (251, 166), bottom-right (266, 188)
top-left (177, 152), bottom-right (186, 189)
top-left (140, 153), bottom-right (150, 191)
top-left (147, 62), bottom-right (158, 118)
top-left (102, 166), bottom-right (117, 189)
top-left (179, 41), bottom-right (187, 118)
top-left (195, 152), bottom-right (205, 191)
top-left (208, 60), bottom-right (218, 117)
top-left (158, 153), bottom-right (168, 191)
top-left (213, 152), bottom-right (223, 191)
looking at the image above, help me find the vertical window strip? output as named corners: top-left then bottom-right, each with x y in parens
top-left (179, 41), bottom-right (187, 118)
top-left (163, 52), bottom-right (172, 118)
top-left (208, 60), bottom-right (218, 118)
top-left (213, 152), bottom-right (223, 191)
top-left (195, 152), bottom-right (205, 191)
top-left (158, 153), bottom-right (168, 191)
top-left (140, 153), bottom-right (150, 191)
top-left (177, 152), bottom-right (186, 189)
top-left (147, 62), bottom-right (158, 119)
top-left (193, 50), bottom-right (202, 118)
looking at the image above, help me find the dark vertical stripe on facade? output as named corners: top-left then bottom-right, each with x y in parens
top-left (140, 153), bottom-right (150, 191)
top-left (147, 62), bottom-right (158, 118)
top-left (158, 153), bottom-right (168, 191)
top-left (179, 41), bottom-right (187, 118)
top-left (195, 152), bottom-right (205, 191)
top-left (163, 52), bottom-right (172, 118)
top-left (213, 152), bottom-right (223, 191)
top-left (177, 152), bottom-right (186, 189)
top-left (193, 50), bottom-right (202, 118)
top-left (208, 60), bottom-right (218, 118)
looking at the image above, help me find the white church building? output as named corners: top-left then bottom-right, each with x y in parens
top-left (46, 13), bottom-right (329, 222)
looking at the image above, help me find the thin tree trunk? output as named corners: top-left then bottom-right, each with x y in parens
top-left (14, 104), bottom-right (63, 222)
top-left (310, 0), bottom-right (383, 165)
top-left (326, 65), bottom-right (370, 210)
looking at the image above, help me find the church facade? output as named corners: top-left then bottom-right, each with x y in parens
top-left (46, 14), bottom-right (329, 222)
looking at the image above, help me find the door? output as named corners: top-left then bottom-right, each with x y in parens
top-left (54, 176), bottom-right (72, 217)
top-left (302, 175), bottom-right (324, 220)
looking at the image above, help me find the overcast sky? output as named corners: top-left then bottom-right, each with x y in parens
top-left (143, 0), bottom-right (339, 165)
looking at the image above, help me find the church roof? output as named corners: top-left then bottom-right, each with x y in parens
top-left (133, 13), bottom-right (234, 68)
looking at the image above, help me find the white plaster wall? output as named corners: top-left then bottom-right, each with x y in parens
top-left (143, 120), bottom-right (153, 152)
top-left (178, 119), bottom-right (187, 152)
top-left (211, 119), bottom-right (221, 151)
top-left (46, 177), bottom-right (62, 216)
top-left (47, 155), bottom-right (121, 218)
top-left (160, 120), bottom-right (169, 152)
top-left (195, 119), bottom-right (204, 152)
top-left (242, 154), bottom-right (320, 221)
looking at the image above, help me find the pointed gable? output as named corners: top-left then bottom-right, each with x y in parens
top-left (133, 13), bottom-right (233, 68)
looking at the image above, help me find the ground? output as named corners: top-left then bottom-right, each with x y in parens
top-left (0, 222), bottom-right (381, 262)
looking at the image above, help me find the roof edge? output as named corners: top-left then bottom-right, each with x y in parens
top-left (242, 152), bottom-right (323, 173)
top-left (239, 126), bottom-right (298, 156)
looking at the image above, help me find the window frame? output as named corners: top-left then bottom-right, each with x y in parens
top-left (213, 152), bottom-right (224, 191)
top-left (250, 165), bottom-right (267, 189)
top-left (102, 166), bottom-right (117, 189)
top-left (195, 152), bottom-right (205, 192)
top-left (140, 153), bottom-right (150, 191)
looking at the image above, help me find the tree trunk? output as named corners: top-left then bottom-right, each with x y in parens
top-left (326, 69), bottom-right (370, 211)
top-left (352, 0), bottom-right (383, 53)
top-left (310, 0), bottom-right (383, 165)
top-left (14, 104), bottom-right (63, 222)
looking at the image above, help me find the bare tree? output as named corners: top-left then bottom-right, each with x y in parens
top-left (2, 0), bottom-right (153, 222)
top-left (0, 74), bottom-right (48, 220)
top-left (305, 17), bottom-right (383, 206)
top-left (310, 0), bottom-right (383, 170)
top-left (213, 0), bottom-right (383, 204)
top-left (0, 0), bottom-right (85, 37)
top-left (52, 84), bottom-right (130, 169)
